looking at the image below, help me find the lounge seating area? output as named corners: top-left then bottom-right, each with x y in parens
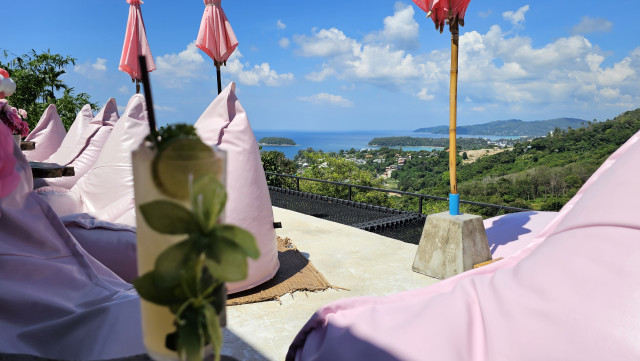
top-left (2, 80), bottom-right (640, 360)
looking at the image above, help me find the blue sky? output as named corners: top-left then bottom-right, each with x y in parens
top-left (3, 0), bottom-right (640, 131)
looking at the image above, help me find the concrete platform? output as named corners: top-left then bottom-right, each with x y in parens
top-left (221, 207), bottom-right (439, 361)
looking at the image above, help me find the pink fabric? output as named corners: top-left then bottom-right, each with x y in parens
top-left (0, 123), bottom-right (18, 198)
top-left (0, 195), bottom-right (144, 360)
top-left (23, 104), bottom-right (66, 161)
top-left (483, 211), bottom-right (558, 259)
top-left (36, 94), bottom-right (149, 226)
top-left (119, 0), bottom-right (156, 80)
top-left (38, 99), bottom-right (119, 189)
top-left (195, 82), bottom-right (279, 294)
top-left (196, 0), bottom-right (239, 64)
top-left (412, 0), bottom-right (471, 31)
top-left (62, 213), bottom-right (138, 283)
top-left (0, 133), bottom-right (144, 360)
top-left (287, 129), bottom-right (640, 361)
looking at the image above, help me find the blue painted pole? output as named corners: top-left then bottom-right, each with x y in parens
top-left (449, 193), bottom-right (460, 215)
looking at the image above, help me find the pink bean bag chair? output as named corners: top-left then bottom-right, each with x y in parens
top-left (36, 94), bottom-right (148, 226)
top-left (36, 99), bottom-right (120, 189)
top-left (23, 104), bottom-right (67, 161)
top-left (0, 123), bottom-right (145, 360)
top-left (287, 128), bottom-right (640, 361)
top-left (195, 82), bottom-right (279, 294)
top-left (34, 95), bottom-right (148, 281)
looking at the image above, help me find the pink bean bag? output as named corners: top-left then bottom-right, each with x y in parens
top-left (0, 124), bottom-right (144, 360)
top-left (36, 99), bottom-right (120, 189)
top-left (36, 94), bottom-right (148, 226)
top-left (23, 104), bottom-right (67, 161)
top-left (287, 128), bottom-right (640, 361)
top-left (195, 82), bottom-right (279, 294)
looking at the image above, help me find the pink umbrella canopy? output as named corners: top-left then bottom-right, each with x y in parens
top-left (119, 0), bottom-right (156, 92)
top-left (196, 0), bottom-right (239, 94)
top-left (412, 0), bottom-right (471, 32)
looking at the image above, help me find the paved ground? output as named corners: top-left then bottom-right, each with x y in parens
top-left (220, 207), bottom-right (439, 361)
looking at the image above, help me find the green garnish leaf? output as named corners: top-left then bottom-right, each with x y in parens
top-left (177, 311), bottom-right (205, 361)
top-left (133, 271), bottom-right (183, 306)
top-left (204, 240), bottom-right (249, 282)
top-left (154, 240), bottom-right (193, 289)
top-left (203, 303), bottom-right (223, 361)
top-left (140, 200), bottom-right (199, 235)
top-left (191, 174), bottom-right (227, 232)
top-left (216, 225), bottom-right (260, 260)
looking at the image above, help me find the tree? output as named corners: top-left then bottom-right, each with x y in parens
top-left (1, 49), bottom-right (98, 131)
top-left (261, 150), bottom-right (297, 188)
top-left (462, 151), bottom-right (468, 160)
top-left (297, 150), bottom-right (390, 207)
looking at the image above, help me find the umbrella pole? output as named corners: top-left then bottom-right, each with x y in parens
top-left (449, 18), bottom-right (460, 215)
top-left (216, 63), bottom-right (222, 94)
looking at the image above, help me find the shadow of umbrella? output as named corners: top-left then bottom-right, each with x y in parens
top-left (119, 0), bottom-right (156, 93)
top-left (196, 0), bottom-right (239, 94)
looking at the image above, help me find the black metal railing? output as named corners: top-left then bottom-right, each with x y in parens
top-left (264, 171), bottom-right (531, 215)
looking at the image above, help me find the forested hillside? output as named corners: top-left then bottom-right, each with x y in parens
top-left (414, 117), bottom-right (587, 137)
top-left (395, 109), bottom-right (640, 212)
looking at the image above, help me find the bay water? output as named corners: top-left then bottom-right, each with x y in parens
top-left (254, 130), bottom-right (514, 159)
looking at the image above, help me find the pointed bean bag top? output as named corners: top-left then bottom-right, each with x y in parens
top-left (24, 104), bottom-right (66, 161)
top-left (195, 82), bottom-right (279, 294)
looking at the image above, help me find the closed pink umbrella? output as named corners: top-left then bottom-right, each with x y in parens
top-left (413, 0), bottom-right (471, 215)
top-left (119, 0), bottom-right (156, 93)
top-left (196, 0), bottom-right (239, 94)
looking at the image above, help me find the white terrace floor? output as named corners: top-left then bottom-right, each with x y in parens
top-left (222, 207), bottom-right (440, 361)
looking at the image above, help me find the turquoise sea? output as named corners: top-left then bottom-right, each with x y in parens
top-left (254, 130), bottom-right (515, 159)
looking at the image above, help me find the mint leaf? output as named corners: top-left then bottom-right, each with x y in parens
top-left (215, 225), bottom-right (260, 260)
top-left (203, 303), bottom-right (223, 361)
top-left (177, 311), bottom-right (205, 361)
top-left (191, 174), bottom-right (226, 232)
top-left (154, 240), bottom-right (194, 289)
top-left (140, 200), bottom-right (199, 235)
top-left (133, 271), bottom-right (183, 306)
top-left (204, 240), bottom-right (248, 282)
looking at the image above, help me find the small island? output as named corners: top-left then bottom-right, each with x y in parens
top-left (258, 137), bottom-right (297, 146)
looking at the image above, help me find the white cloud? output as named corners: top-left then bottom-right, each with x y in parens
top-left (277, 19), bottom-right (286, 29)
top-left (298, 93), bottom-right (353, 107)
top-left (417, 88), bottom-right (434, 101)
top-left (288, 3), bottom-right (640, 112)
top-left (478, 10), bottom-right (492, 18)
top-left (74, 58), bottom-right (107, 77)
top-left (295, 28), bottom-right (359, 57)
top-left (226, 51), bottom-right (294, 86)
top-left (294, 27), bottom-right (426, 89)
top-left (154, 42), bottom-right (207, 88)
top-left (572, 16), bottom-right (613, 35)
top-left (306, 65), bottom-right (336, 82)
top-left (154, 105), bottom-right (177, 112)
top-left (502, 5), bottom-right (529, 26)
top-left (118, 85), bottom-right (129, 94)
top-left (364, 2), bottom-right (419, 50)
top-left (279, 37), bottom-right (290, 49)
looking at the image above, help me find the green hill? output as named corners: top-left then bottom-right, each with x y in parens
top-left (414, 117), bottom-right (587, 137)
top-left (395, 109), bottom-right (640, 214)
